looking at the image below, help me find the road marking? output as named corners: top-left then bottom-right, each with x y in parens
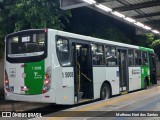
top-left (69, 86), bottom-right (160, 111)
top-left (46, 86), bottom-right (160, 120)
top-left (107, 94), bottom-right (158, 111)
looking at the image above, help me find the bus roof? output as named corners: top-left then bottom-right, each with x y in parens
top-left (5, 28), bottom-right (154, 52)
top-left (55, 29), bottom-right (154, 52)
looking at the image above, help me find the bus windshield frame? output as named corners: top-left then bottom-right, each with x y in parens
top-left (6, 29), bottom-right (47, 63)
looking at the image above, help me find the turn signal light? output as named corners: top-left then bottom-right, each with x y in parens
top-left (45, 73), bottom-right (51, 79)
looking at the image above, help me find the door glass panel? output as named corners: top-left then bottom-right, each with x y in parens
top-left (119, 50), bottom-right (127, 90)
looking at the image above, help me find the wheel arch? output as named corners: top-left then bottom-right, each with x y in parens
top-left (100, 80), bottom-right (112, 96)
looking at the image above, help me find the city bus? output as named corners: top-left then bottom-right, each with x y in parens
top-left (4, 29), bottom-right (157, 104)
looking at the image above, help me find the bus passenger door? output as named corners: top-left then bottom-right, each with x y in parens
top-left (149, 53), bottom-right (157, 84)
top-left (118, 49), bottom-right (128, 92)
top-left (72, 43), bottom-right (93, 103)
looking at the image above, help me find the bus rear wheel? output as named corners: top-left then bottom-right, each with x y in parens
top-left (100, 83), bottom-right (111, 100)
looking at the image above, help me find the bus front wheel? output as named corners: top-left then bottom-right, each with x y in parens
top-left (100, 83), bottom-right (111, 100)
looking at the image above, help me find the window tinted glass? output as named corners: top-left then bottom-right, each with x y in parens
top-left (142, 52), bottom-right (148, 65)
top-left (135, 50), bottom-right (142, 65)
top-left (128, 49), bottom-right (134, 66)
top-left (92, 44), bottom-right (105, 65)
top-left (7, 33), bottom-right (45, 58)
top-left (57, 38), bottom-right (71, 66)
top-left (105, 46), bottom-right (117, 66)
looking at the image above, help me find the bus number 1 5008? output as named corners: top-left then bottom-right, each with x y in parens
top-left (62, 72), bottom-right (74, 78)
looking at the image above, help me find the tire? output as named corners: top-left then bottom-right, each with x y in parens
top-left (144, 79), bottom-right (148, 89)
top-left (100, 83), bottom-right (111, 100)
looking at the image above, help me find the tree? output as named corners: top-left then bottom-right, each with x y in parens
top-left (90, 27), bottom-right (131, 44)
top-left (0, 0), bottom-right (71, 58)
top-left (135, 33), bottom-right (155, 48)
top-left (65, 7), bottom-right (132, 44)
top-left (151, 39), bottom-right (160, 60)
top-left (145, 33), bottom-right (155, 47)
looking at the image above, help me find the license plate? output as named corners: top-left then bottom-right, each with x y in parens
top-left (21, 86), bottom-right (29, 91)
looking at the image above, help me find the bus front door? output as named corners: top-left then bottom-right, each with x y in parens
top-left (118, 49), bottom-right (128, 92)
top-left (149, 53), bottom-right (157, 84)
top-left (72, 43), bottom-right (93, 103)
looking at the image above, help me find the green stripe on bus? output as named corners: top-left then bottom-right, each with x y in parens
top-left (139, 46), bottom-right (153, 88)
top-left (24, 60), bottom-right (45, 95)
top-left (139, 47), bottom-right (154, 52)
top-left (141, 66), bottom-right (149, 88)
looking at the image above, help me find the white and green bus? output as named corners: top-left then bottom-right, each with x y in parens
top-left (4, 29), bottom-right (157, 104)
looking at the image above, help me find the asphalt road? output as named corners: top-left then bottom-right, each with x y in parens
top-left (45, 83), bottom-right (160, 120)
top-left (88, 94), bottom-right (160, 120)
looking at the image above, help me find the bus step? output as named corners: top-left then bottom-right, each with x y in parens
top-left (120, 91), bottom-right (128, 95)
top-left (79, 99), bottom-right (91, 103)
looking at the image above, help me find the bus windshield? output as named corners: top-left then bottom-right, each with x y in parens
top-left (6, 30), bottom-right (47, 63)
top-left (7, 33), bottom-right (45, 58)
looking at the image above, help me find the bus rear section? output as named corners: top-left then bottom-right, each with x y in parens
top-left (4, 29), bottom-right (55, 103)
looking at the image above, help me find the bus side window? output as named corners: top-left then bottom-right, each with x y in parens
top-left (105, 46), bottom-right (117, 66)
top-left (135, 50), bottom-right (142, 66)
top-left (92, 44), bottom-right (105, 65)
top-left (56, 38), bottom-right (71, 66)
top-left (128, 49), bottom-right (134, 66)
top-left (142, 52), bottom-right (148, 66)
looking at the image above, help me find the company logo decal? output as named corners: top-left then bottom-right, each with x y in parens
top-left (132, 69), bottom-right (140, 75)
top-left (22, 73), bottom-right (26, 78)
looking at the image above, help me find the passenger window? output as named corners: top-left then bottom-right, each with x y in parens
top-left (135, 50), bottom-right (142, 66)
top-left (56, 38), bottom-right (71, 66)
top-left (92, 44), bottom-right (105, 65)
top-left (142, 52), bottom-right (148, 66)
top-left (105, 46), bottom-right (117, 66)
top-left (128, 49), bottom-right (134, 66)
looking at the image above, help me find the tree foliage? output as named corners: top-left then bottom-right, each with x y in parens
top-left (134, 33), bottom-right (155, 48)
top-left (0, 0), bottom-right (71, 31)
top-left (90, 27), bottom-right (131, 44)
top-left (65, 7), bottom-right (132, 44)
top-left (151, 39), bottom-right (160, 60)
top-left (0, 0), bottom-right (71, 58)
top-left (145, 33), bottom-right (155, 46)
